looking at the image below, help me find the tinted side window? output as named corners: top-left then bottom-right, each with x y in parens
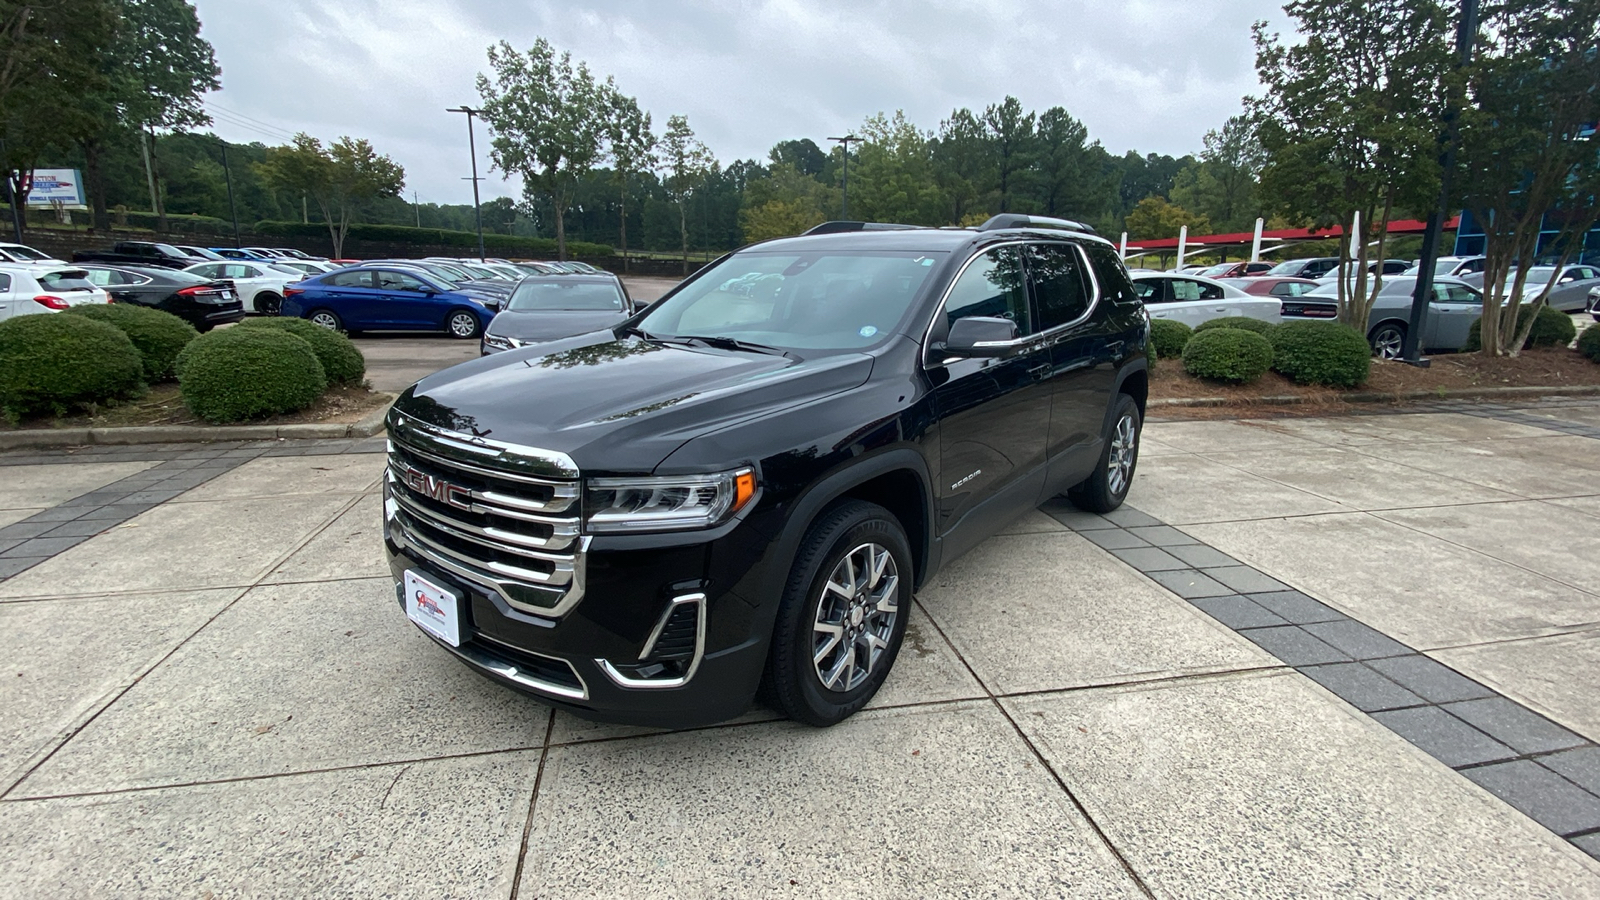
top-left (1133, 279), bottom-right (1164, 303)
top-left (1082, 243), bottom-right (1139, 306)
top-left (945, 247), bottom-right (1032, 334)
top-left (1026, 244), bottom-right (1093, 329)
top-left (0, 273), bottom-right (10, 291)
top-left (327, 270), bottom-right (374, 288)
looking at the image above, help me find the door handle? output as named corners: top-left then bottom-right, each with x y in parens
top-left (1211, 307), bottom-right (1228, 313)
top-left (1027, 362), bottom-right (1053, 381)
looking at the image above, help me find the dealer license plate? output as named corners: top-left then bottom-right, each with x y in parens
top-left (404, 569), bottom-right (460, 647)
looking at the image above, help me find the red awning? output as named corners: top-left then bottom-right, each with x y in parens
top-left (1124, 217), bottom-right (1461, 252)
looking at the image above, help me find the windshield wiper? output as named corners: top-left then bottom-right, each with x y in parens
top-left (619, 324), bottom-right (657, 341)
top-left (675, 335), bottom-right (794, 358)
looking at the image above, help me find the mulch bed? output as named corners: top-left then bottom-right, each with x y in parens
top-left (1150, 347), bottom-right (1600, 420)
top-left (9, 383), bottom-right (391, 430)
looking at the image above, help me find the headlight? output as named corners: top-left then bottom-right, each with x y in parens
top-left (584, 468), bottom-right (757, 533)
top-left (481, 332), bottom-right (520, 352)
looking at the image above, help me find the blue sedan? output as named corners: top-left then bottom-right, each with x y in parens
top-left (282, 265), bottom-right (497, 339)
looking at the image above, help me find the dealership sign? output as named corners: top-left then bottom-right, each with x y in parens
top-left (23, 169), bottom-right (87, 209)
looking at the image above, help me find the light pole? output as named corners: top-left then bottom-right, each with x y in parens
top-left (217, 137), bottom-right (242, 248)
top-left (447, 106), bottom-right (487, 261)
top-left (828, 134), bottom-right (860, 220)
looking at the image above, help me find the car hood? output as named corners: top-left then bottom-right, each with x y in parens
top-left (393, 333), bottom-right (875, 472)
top-left (488, 309), bottom-right (628, 344)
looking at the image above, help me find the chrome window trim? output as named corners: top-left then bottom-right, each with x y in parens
top-left (919, 239), bottom-right (1104, 364)
top-left (596, 593), bottom-right (707, 690)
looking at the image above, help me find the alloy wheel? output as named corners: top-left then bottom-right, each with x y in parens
top-left (1372, 327), bottom-right (1404, 360)
top-left (811, 542), bottom-right (899, 693)
top-left (1107, 412), bottom-right (1137, 497)
top-left (449, 313), bottom-right (478, 338)
top-left (309, 312), bottom-right (339, 330)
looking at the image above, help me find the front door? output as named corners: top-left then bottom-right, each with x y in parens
top-left (928, 245), bottom-right (1053, 562)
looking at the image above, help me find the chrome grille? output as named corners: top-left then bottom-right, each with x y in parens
top-left (385, 409), bottom-right (586, 617)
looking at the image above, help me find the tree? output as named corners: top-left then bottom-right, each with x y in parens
top-left (1171, 115), bottom-right (1266, 232)
top-left (1458, 0), bottom-right (1600, 356)
top-left (769, 138), bottom-right (828, 178)
top-left (932, 108), bottom-right (992, 223)
top-left (739, 161), bottom-right (833, 241)
top-left (475, 39), bottom-right (607, 260)
top-left (120, 0), bottom-right (219, 230)
top-left (602, 88), bottom-right (655, 270)
top-left (659, 114), bottom-right (714, 274)
top-left (259, 133), bottom-right (405, 258)
top-left (1124, 196), bottom-right (1212, 241)
top-left (1031, 106), bottom-right (1105, 220)
top-left (849, 111), bottom-right (945, 226)
top-left (1251, 0), bottom-right (1453, 333)
top-left (0, 1), bottom-right (116, 232)
top-left (982, 96), bottom-right (1036, 213)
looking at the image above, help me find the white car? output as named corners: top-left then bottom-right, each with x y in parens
top-left (0, 264), bottom-right (111, 321)
top-left (0, 242), bottom-right (66, 266)
top-left (183, 260), bottom-right (300, 315)
top-left (273, 260), bottom-right (340, 277)
top-left (1130, 272), bottom-right (1282, 328)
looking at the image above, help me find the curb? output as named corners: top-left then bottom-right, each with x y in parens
top-left (1148, 383), bottom-right (1600, 410)
top-left (0, 394), bottom-right (396, 450)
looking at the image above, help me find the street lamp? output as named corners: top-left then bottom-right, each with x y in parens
top-left (828, 134), bottom-right (860, 220)
top-left (447, 106), bottom-right (487, 261)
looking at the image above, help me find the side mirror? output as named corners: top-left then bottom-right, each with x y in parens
top-left (941, 316), bottom-right (1020, 359)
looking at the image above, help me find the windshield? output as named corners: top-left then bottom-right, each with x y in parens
top-left (153, 243), bottom-right (185, 256)
top-left (508, 281), bottom-right (625, 311)
top-left (1200, 264), bottom-right (1234, 276)
top-left (3, 245), bottom-right (51, 261)
top-left (165, 268), bottom-right (214, 284)
top-left (636, 250), bottom-right (946, 353)
top-left (39, 269), bottom-right (98, 291)
top-left (1521, 267), bottom-right (1555, 284)
top-left (1266, 260), bottom-right (1306, 276)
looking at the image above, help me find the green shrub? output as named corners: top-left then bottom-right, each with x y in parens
top-left (0, 314), bottom-right (144, 421)
top-left (1267, 321), bottom-right (1372, 388)
top-left (1181, 328), bottom-right (1275, 384)
top-left (1578, 326), bottom-right (1600, 363)
top-left (1148, 319), bottom-right (1193, 360)
top-left (237, 317), bottom-right (365, 385)
top-left (177, 327), bottom-right (327, 423)
top-left (1194, 316), bottom-right (1273, 335)
top-left (63, 303), bottom-right (198, 382)
top-left (1464, 305), bottom-right (1578, 352)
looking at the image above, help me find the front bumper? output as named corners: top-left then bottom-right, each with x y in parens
top-left (384, 532), bottom-right (771, 728)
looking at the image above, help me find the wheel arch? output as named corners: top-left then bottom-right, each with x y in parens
top-left (776, 449), bottom-right (935, 593)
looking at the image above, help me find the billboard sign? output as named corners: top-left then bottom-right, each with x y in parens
top-left (23, 169), bottom-right (87, 209)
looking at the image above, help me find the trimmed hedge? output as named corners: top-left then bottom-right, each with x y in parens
top-left (1194, 316), bottom-right (1273, 335)
top-left (251, 221), bottom-right (614, 257)
top-left (0, 314), bottom-right (144, 421)
top-left (1181, 328), bottom-right (1274, 384)
top-left (63, 303), bottom-right (198, 382)
top-left (1268, 321), bottom-right (1371, 388)
top-left (1149, 319), bottom-right (1193, 360)
top-left (1578, 326), bottom-right (1600, 363)
top-left (1464, 305), bottom-right (1578, 352)
top-left (176, 327), bottom-right (327, 423)
top-left (238, 317), bottom-right (365, 385)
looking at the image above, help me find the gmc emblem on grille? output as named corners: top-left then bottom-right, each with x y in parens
top-left (402, 466), bottom-right (473, 511)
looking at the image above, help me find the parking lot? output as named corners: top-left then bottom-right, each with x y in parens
top-left (1, 396), bottom-right (1598, 896)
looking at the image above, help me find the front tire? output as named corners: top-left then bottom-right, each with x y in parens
top-left (1068, 393), bottom-right (1141, 514)
top-left (766, 500), bottom-right (911, 727)
top-left (447, 310), bottom-right (481, 339)
top-left (1369, 322), bottom-right (1406, 360)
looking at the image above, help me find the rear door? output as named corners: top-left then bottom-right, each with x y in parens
top-left (1024, 242), bottom-right (1111, 493)
top-left (0, 272), bottom-right (13, 320)
top-left (1428, 283), bottom-right (1482, 350)
top-left (929, 244), bottom-right (1054, 562)
top-left (315, 269), bottom-right (378, 323)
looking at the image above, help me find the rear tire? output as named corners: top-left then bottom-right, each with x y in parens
top-left (1369, 322), bottom-right (1406, 360)
top-left (1068, 393), bottom-right (1141, 514)
top-left (254, 292), bottom-right (283, 317)
top-left (307, 309), bottom-right (342, 332)
top-left (766, 500), bottom-right (911, 727)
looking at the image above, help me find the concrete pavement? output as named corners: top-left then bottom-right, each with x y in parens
top-left (0, 401), bottom-right (1598, 896)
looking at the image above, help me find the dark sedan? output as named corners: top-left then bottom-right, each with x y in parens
top-left (283, 265), bottom-right (498, 338)
top-left (76, 264), bottom-right (244, 331)
top-left (480, 275), bottom-right (637, 354)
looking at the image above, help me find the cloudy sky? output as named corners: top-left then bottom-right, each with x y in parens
top-left (189, 0), bottom-right (1291, 207)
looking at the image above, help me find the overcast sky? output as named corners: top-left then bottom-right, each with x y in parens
top-left (189, 0), bottom-right (1291, 207)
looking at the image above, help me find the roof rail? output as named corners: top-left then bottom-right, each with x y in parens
top-left (802, 221), bottom-right (921, 236)
top-left (977, 214), bottom-right (1098, 236)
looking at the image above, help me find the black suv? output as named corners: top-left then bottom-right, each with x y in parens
top-left (383, 215), bottom-right (1150, 727)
